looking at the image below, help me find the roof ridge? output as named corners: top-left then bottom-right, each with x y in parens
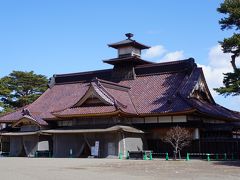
top-left (94, 78), bottom-right (131, 90)
top-left (179, 67), bottom-right (215, 104)
top-left (197, 68), bottom-right (215, 104)
top-left (54, 69), bottom-right (112, 77)
top-left (178, 66), bottom-right (198, 98)
top-left (55, 59), bottom-right (194, 78)
top-left (93, 80), bottom-right (116, 105)
top-left (66, 79), bottom-right (126, 109)
top-left (0, 105), bottom-right (28, 119)
top-left (136, 58), bottom-right (195, 69)
top-left (95, 80), bottom-right (127, 109)
top-left (126, 89), bottom-right (138, 114)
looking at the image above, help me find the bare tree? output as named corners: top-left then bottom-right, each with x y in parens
top-left (162, 126), bottom-right (192, 160)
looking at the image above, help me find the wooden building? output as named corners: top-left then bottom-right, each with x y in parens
top-left (0, 33), bottom-right (240, 158)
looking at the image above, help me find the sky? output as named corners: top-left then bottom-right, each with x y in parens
top-left (0, 0), bottom-right (239, 111)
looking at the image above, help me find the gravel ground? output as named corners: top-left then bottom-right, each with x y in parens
top-left (0, 158), bottom-right (240, 180)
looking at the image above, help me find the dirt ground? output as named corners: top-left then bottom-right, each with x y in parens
top-left (0, 158), bottom-right (240, 180)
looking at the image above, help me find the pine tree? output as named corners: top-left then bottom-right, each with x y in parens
top-left (0, 71), bottom-right (48, 113)
top-left (214, 0), bottom-right (240, 96)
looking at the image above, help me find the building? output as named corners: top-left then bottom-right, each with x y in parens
top-left (0, 33), bottom-right (240, 158)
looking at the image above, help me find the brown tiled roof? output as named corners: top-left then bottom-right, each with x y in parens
top-left (0, 59), bottom-right (239, 122)
top-left (0, 108), bottom-right (48, 126)
top-left (188, 98), bottom-right (240, 121)
top-left (0, 108), bottom-right (24, 122)
top-left (13, 114), bottom-right (48, 126)
top-left (53, 78), bottom-right (137, 117)
top-left (53, 106), bottom-right (117, 117)
top-left (119, 72), bottom-right (192, 114)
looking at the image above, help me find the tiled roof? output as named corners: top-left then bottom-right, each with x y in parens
top-left (0, 59), bottom-right (239, 122)
top-left (189, 98), bottom-right (240, 121)
top-left (53, 106), bottom-right (117, 117)
top-left (53, 78), bottom-right (137, 117)
top-left (0, 108), bottom-right (24, 122)
top-left (15, 114), bottom-right (48, 126)
top-left (0, 108), bottom-right (48, 126)
top-left (119, 72), bottom-right (191, 114)
top-left (108, 39), bottom-right (150, 49)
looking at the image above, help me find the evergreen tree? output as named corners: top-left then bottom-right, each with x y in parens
top-left (0, 71), bottom-right (48, 113)
top-left (214, 0), bottom-right (240, 96)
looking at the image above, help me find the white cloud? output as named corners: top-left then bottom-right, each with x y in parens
top-left (208, 44), bottom-right (232, 68)
top-left (160, 50), bottom-right (185, 62)
top-left (142, 43), bottom-right (240, 110)
top-left (198, 64), bottom-right (231, 97)
top-left (196, 44), bottom-right (240, 111)
top-left (198, 44), bottom-right (236, 97)
top-left (143, 45), bottom-right (184, 62)
top-left (143, 45), bottom-right (166, 59)
top-left (143, 44), bottom-right (240, 111)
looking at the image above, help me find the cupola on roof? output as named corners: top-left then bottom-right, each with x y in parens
top-left (108, 33), bottom-right (150, 59)
top-left (108, 33), bottom-right (150, 50)
top-left (106, 33), bottom-right (152, 60)
top-left (103, 33), bottom-right (153, 81)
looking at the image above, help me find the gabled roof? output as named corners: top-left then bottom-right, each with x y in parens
top-left (13, 114), bottom-right (48, 127)
top-left (52, 78), bottom-right (137, 117)
top-left (0, 108), bottom-right (48, 126)
top-left (72, 78), bottom-right (128, 107)
top-left (0, 108), bottom-right (25, 123)
top-left (180, 67), bottom-right (215, 103)
top-left (0, 59), bottom-right (239, 122)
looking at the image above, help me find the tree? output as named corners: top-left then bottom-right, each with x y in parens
top-left (0, 71), bottom-right (48, 113)
top-left (162, 126), bottom-right (192, 160)
top-left (214, 0), bottom-right (240, 96)
top-left (214, 70), bottom-right (240, 96)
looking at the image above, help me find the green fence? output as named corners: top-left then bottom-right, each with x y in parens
top-left (186, 153), bottom-right (238, 161)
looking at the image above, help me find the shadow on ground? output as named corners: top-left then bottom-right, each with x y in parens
top-left (213, 161), bottom-right (240, 167)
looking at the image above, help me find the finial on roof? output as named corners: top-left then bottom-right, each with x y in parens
top-left (92, 77), bottom-right (98, 82)
top-left (21, 108), bottom-right (31, 116)
top-left (125, 33), bottom-right (134, 39)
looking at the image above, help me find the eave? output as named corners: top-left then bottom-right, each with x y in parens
top-left (137, 109), bottom-right (197, 117)
top-left (52, 109), bottom-right (139, 118)
top-left (194, 110), bottom-right (240, 122)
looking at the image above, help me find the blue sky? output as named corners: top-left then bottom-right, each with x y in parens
top-left (0, 0), bottom-right (239, 111)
